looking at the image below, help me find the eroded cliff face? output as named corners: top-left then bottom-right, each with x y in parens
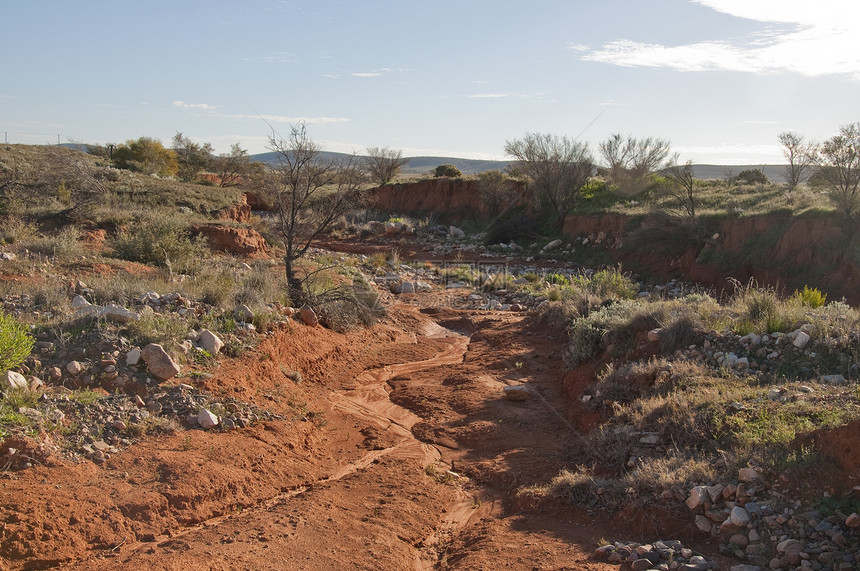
top-left (564, 212), bottom-right (860, 304)
top-left (370, 179), bottom-right (860, 303)
top-left (369, 178), bottom-right (489, 222)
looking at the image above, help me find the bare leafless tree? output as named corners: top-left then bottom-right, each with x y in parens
top-left (267, 123), bottom-right (368, 303)
top-left (364, 146), bottom-right (408, 186)
top-left (778, 131), bottom-right (817, 192)
top-left (662, 155), bottom-right (697, 223)
top-left (817, 122), bottom-right (860, 219)
top-left (213, 143), bottom-right (251, 187)
top-left (504, 132), bottom-right (593, 232)
top-left (599, 133), bottom-right (671, 194)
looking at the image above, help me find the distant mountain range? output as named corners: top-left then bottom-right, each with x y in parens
top-left (251, 151), bottom-right (789, 183)
top-left (63, 144), bottom-right (788, 183)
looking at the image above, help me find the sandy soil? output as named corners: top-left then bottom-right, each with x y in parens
top-left (0, 300), bottom-right (763, 570)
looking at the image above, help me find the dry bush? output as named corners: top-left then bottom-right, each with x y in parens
top-left (313, 284), bottom-right (385, 333)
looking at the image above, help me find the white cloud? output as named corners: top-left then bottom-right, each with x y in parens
top-left (566, 43), bottom-right (589, 52)
top-left (351, 72), bottom-right (383, 78)
top-left (248, 52), bottom-right (296, 64)
top-left (581, 0), bottom-right (860, 79)
top-left (173, 100), bottom-right (218, 111)
top-left (469, 93), bottom-right (509, 98)
top-left (227, 113), bottom-right (349, 125)
top-left (0, 94), bottom-right (12, 99)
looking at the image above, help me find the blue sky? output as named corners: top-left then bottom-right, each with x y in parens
top-left (3, 0), bottom-right (859, 164)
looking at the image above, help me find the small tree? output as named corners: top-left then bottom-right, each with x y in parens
top-left (662, 156), bottom-right (698, 223)
top-left (476, 169), bottom-right (519, 218)
top-left (213, 143), bottom-right (251, 187)
top-left (172, 132), bottom-right (214, 183)
top-left (434, 164), bottom-right (462, 178)
top-left (267, 123), bottom-right (368, 303)
top-left (778, 132), bottom-right (817, 192)
top-left (599, 133), bottom-right (671, 194)
top-left (504, 132), bottom-right (593, 232)
top-left (817, 122), bottom-right (860, 219)
top-left (112, 137), bottom-right (178, 177)
top-left (364, 147), bottom-right (408, 185)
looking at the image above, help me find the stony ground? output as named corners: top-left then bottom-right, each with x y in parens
top-left (0, 230), bottom-right (857, 570)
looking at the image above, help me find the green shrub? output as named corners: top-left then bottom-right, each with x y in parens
top-left (573, 267), bottom-right (638, 300)
top-left (0, 312), bottom-right (34, 372)
top-left (110, 213), bottom-right (208, 274)
top-left (434, 164), bottom-right (462, 178)
top-left (735, 169), bottom-right (769, 185)
top-left (793, 285), bottom-right (827, 308)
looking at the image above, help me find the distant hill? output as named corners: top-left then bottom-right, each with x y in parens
top-left (61, 144), bottom-right (785, 183)
top-left (249, 151), bottom-right (510, 176)
top-left (250, 150), bottom-right (786, 182)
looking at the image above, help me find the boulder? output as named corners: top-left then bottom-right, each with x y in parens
top-left (2, 370), bottom-right (28, 391)
top-left (503, 385), bottom-right (530, 401)
top-left (686, 486), bottom-right (710, 510)
top-left (197, 329), bottom-right (224, 355)
top-left (449, 226), bottom-right (465, 239)
top-left (100, 303), bottom-right (140, 324)
top-left (234, 304), bottom-right (254, 323)
top-left (197, 409), bottom-right (219, 429)
top-left (126, 348), bottom-right (142, 366)
top-left (66, 361), bottom-right (84, 375)
top-left (543, 239), bottom-right (563, 251)
top-left (396, 281), bottom-right (415, 294)
top-left (71, 295), bottom-right (91, 309)
top-left (792, 331), bottom-right (810, 349)
top-left (298, 305), bottom-right (318, 326)
top-left (140, 343), bottom-right (180, 381)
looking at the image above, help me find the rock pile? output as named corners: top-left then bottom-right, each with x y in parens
top-left (682, 469), bottom-right (860, 570)
top-left (594, 539), bottom-right (720, 570)
top-left (2, 384), bottom-right (286, 466)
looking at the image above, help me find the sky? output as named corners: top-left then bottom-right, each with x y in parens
top-left (2, 0), bottom-right (859, 165)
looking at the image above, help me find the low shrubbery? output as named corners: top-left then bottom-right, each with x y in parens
top-left (0, 312), bottom-right (34, 371)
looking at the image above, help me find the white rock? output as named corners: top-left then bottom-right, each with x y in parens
top-left (197, 409), bottom-right (219, 429)
top-left (647, 328), bottom-right (662, 342)
top-left (0, 252), bottom-right (16, 261)
top-left (449, 226), bottom-right (465, 239)
top-left (2, 370), bottom-right (28, 390)
top-left (738, 467), bottom-right (760, 482)
top-left (414, 281), bottom-right (433, 293)
top-left (71, 295), bottom-right (91, 309)
top-left (397, 281), bottom-right (415, 294)
top-left (730, 506), bottom-right (750, 526)
top-left (100, 303), bottom-right (140, 323)
top-left (792, 331), bottom-right (810, 349)
top-left (197, 329), bottom-right (224, 355)
top-left (543, 239), bottom-right (563, 251)
top-left (821, 374), bottom-right (846, 385)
